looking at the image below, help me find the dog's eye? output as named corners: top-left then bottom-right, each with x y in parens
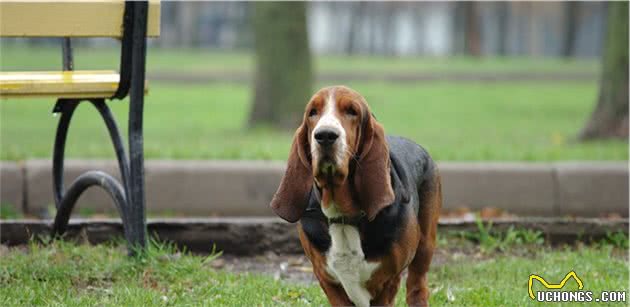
top-left (346, 107), bottom-right (358, 117)
top-left (308, 109), bottom-right (318, 117)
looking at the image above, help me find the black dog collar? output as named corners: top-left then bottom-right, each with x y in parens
top-left (311, 185), bottom-right (366, 226)
top-left (327, 211), bottom-right (366, 226)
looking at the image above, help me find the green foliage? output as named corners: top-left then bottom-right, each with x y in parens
top-left (436, 232), bottom-right (450, 247)
top-left (77, 207), bottom-right (96, 217)
top-left (0, 204), bottom-right (21, 219)
top-left (517, 228), bottom-right (546, 245)
top-left (460, 219), bottom-right (544, 253)
top-left (600, 231), bottom-right (629, 249)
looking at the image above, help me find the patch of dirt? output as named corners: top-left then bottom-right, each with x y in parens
top-left (209, 252), bottom-right (318, 284)
top-left (206, 239), bottom-right (629, 284)
top-left (207, 243), bottom-right (496, 284)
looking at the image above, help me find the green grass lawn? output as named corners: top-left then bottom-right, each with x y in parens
top-left (1, 46), bottom-right (624, 161)
top-left (0, 45), bottom-right (600, 74)
top-left (1, 81), bottom-right (627, 161)
top-left (0, 239), bottom-right (627, 306)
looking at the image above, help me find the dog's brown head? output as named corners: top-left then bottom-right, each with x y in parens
top-left (270, 86), bottom-right (394, 223)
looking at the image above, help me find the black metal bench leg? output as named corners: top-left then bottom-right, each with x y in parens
top-left (51, 99), bottom-right (134, 247)
top-left (125, 1), bottom-right (150, 253)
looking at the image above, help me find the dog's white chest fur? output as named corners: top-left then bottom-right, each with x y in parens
top-left (326, 223), bottom-right (379, 307)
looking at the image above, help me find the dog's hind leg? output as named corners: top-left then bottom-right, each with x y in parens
top-left (406, 172), bottom-right (442, 307)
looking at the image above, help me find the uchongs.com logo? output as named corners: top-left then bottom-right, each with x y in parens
top-left (528, 271), bottom-right (626, 303)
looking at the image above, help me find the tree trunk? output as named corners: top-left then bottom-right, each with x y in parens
top-left (178, 2), bottom-right (199, 47)
top-left (464, 1), bottom-right (481, 56)
top-left (579, 2), bottom-right (628, 141)
top-left (382, 2), bottom-right (397, 56)
top-left (368, 3), bottom-right (378, 55)
top-left (496, 2), bottom-right (509, 56)
top-left (562, 2), bottom-right (579, 58)
top-left (345, 2), bottom-right (366, 55)
top-left (249, 2), bottom-right (313, 129)
top-left (452, 2), bottom-right (466, 55)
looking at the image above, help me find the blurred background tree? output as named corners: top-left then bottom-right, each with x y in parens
top-left (453, 2), bottom-right (481, 57)
top-left (249, 2), bottom-right (313, 129)
top-left (579, 1), bottom-right (628, 140)
top-left (562, 2), bottom-right (579, 58)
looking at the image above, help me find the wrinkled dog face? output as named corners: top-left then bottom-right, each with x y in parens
top-left (304, 86), bottom-right (366, 188)
top-left (269, 85), bottom-right (392, 223)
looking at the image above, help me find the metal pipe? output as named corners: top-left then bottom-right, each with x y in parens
top-left (61, 37), bottom-right (73, 71)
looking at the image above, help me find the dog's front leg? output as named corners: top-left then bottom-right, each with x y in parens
top-left (317, 279), bottom-right (354, 306)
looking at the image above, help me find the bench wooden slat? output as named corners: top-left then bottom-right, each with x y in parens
top-left (0, 71), bottom-right (148, 99)
top-left (0, 0), bottom-right (160, 37)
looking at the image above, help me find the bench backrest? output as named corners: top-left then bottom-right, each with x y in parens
top-left (0, 0), bottom-right (160, 38)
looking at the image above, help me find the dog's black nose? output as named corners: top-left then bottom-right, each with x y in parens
top-left (315, 129), bottom-right (339, 146)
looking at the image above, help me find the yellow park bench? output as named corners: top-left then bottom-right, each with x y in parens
top-left (0, 0), bottom-right (160, 254)
top-left (0, 0), bottom-right (159, 98)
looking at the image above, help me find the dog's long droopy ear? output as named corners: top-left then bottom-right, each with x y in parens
top-left (354, 105), bottom-right (395, 221)
top-left (270, 123), bottom-right (312, 223)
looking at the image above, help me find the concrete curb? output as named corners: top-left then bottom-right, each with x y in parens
top-left (1, 217), bottom-right (627, 254)
top-left (1, 160), bottom-right (627, 217)
top-left (0, 162), bottom-right (23, 215)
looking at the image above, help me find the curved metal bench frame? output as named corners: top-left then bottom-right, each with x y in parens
top-left (51, 1), bottom-right (149, 255)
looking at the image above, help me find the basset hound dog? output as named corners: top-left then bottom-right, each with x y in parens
top-left (270, 85), bottom-right (442, 307)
